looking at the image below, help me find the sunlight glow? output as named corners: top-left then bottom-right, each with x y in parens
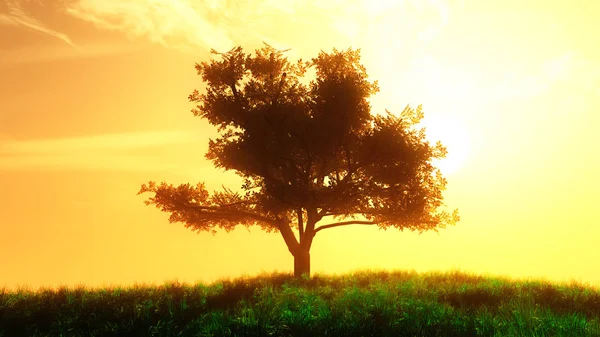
top-left (422, 116), bottom-right (470, 176)
top-left (3, 0), bottom-right (600, 295)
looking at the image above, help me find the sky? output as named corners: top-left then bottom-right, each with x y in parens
top-left (1, 0), bottom-right (599, 292)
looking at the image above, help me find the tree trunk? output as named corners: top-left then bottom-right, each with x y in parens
top-left (293, 248), bottom-right (310, 279)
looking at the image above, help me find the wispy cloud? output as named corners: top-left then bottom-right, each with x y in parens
top-left (480, 52), bottom-right (600, 105)
top-left (65, 0), bottom-right (240, 52)
top-left (0, 41), bottom-right (140, 67)
top-left (0, 130), bottom-right (205, 171)
top-left (1, 130), bottom-right (202, 154)
top-left (63, 0), bottom-right (454, 53)
top-left (0, 0), bottom-right (79, 50)
top-left (542, 52), bottom-right (575, 82)
top-left (0, 0), bottom-right (457, 70)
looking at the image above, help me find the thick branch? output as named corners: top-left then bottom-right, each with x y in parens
top-left (277, 217), bottom-right (300, 254)
top-left (180, 200), bottom-right (301, 254)
top-left (313, 220), bottom-right (377, 234)
top-left (230, 83), bottom-right (239, 99)
top-left (297, 208), bottom-right (304, 238)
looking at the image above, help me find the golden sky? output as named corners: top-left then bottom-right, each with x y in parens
top-left (1, 0), bottom-right (599, 292)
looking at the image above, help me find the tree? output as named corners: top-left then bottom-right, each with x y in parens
top-left (138, 43), bottom-right (460, 279)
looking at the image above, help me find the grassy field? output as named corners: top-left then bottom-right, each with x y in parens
top-left (1, 268), bottom-right (600, 336)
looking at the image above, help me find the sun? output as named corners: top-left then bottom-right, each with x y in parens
top-left (421, 116), bottom-right (471, 176)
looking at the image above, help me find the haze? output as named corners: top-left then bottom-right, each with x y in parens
top-left (1, 0), bottom-right (599, 291)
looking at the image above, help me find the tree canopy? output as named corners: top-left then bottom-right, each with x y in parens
top-left (138, 43), bottom-right (459, 278)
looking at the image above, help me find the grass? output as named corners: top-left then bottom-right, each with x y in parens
top-left (1, 268), bottom-right (600, 336)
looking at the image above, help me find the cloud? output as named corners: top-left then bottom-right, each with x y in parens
top-left (0, 0), bottom-right (456, 71)
top-left (65, 0), bottom-right (239, 52)
top-left (0, 130), bottom-right (205, 171)
top-left (0, 41), bottom-right (141, 67)
top-left (466, 51), bottom-right (600, 125)
top-left (541, 52), bottom-right (576, 82)
top-left (479, 52), bottom-right (600, 104)
top-left (0, 0), bottom-right (79, 50)
top-left (63, 0), bottom-right (454, 53)
top-left (0, 153), bottom-right (178, 171)
top-left (1, 130), bottom-right (202, 154)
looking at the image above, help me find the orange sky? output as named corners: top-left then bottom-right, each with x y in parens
top-left (1, 0), bottom-right (599, 292)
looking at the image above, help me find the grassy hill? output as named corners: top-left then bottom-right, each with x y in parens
top-left (1, 268), bottom-right (600, 336)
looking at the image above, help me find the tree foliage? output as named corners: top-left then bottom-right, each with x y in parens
top-left (138, 43), bottom-right (459, 274)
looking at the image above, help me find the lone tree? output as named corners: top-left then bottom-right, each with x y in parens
top-left (138, 43), bottom-right (459, 278)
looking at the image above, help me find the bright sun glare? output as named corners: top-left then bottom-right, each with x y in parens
top-left (423, 116), bottom-right (470, 176)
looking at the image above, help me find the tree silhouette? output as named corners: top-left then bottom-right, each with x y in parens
top-left (138, 43), bottom-right (460, 278)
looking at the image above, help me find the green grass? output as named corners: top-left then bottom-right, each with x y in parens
top-left (1, 268), bottom-right (600, 336)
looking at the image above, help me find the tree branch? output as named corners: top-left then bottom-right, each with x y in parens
top-left (297, 208), bottom-right (304, 238)
top-left (313, 216), bottom-right (440, 235)
top-left (180, 201), bottom-right (277, 225)
top-left (314, 220), bottom-right (377, 234)
top-left (217, 200), bottom-right (256, 208)
top-left (344, 141), bottom-right (352, 174)
top-left (230, 83), bottom-right (239, 99)
top-left (277, 216), bottom-right (300, 254)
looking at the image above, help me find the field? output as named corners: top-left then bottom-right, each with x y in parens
top-left (1, 268), bottom-right (600, 336)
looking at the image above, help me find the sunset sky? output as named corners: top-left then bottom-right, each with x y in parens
top-left (1, 0), bottom-right (599, 292)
